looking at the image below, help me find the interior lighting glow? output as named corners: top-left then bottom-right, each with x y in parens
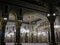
top-left (42, 32), bottom-right (46, 36)
top-left (4, 18), bottom-right (7, 20)
top-left (38, 32), bottom-right (41, 35)
top-left (21, 28), bottom-right (29, 33)
top-left (54, 25), bottom-right (60, 28)
top-left (47, 14), bottom-right (50, 17)
top-left (53, 13), bottom-right (56, 16)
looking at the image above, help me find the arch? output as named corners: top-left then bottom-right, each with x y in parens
top-left (9, 10), bottom-right (17, 21)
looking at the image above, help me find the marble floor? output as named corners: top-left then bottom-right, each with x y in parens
top-left (6, 43), bottom-right (48, 45)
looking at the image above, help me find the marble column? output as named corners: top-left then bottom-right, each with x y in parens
top-left (0, 4), bottom-right (8, 45)
top-left (47, 4), bottom-right (57, 45)
top-left (15, 8), bottom-right (22, 45)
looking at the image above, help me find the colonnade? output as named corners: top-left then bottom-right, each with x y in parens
top-left (0, 2), bottom-right (58, 45)
top-left (0, 4), bottom-right (22, 45)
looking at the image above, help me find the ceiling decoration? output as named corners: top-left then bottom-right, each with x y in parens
top-left (23, 10), bottom-right (47, 23)
top-left (21, 0), bottom-right (47, 7)
top-left (21, 0), bottom-right (60, 7)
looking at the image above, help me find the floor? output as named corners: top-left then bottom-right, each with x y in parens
top-left (6, 43), bottom-right (60, 45)
top-left (6, 43), bottom-right (48, 45)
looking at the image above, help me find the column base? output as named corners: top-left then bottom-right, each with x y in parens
top-left (0, 42), bottom-right (6, 45)
top-left (15, 43), bottom-right (22, 45)
top-left (49, 43), bottom-right (57, 45)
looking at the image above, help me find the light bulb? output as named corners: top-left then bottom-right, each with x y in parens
top-left (47, 14), bottom-right (50, 17)
top-left (4, 18), bottom-right (7, 20)
top-left (53, 13), bottom-right (56, 16)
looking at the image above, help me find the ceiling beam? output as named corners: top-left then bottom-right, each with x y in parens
top-left (0, 0), bottom-right (49, 13)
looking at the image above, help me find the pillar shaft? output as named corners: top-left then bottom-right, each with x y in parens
top-left (16, 27), bottom-right (20, 43)
top-left (56, 32), bottom-right (58, 45)
top-left (15, 22), bottom-right (22, 45)
top-left (48, 30), bottom-right (50, 44)
top-left (47, 4), bottom-right (57, 45)
top-left (15, 8), bottom-right (22, 45)
top-left (50, 22), bottom-right (56, 45)
top-left (0, 4), bottom-right (8, 45)
top-left (1, 23), bottom-right (6, 45)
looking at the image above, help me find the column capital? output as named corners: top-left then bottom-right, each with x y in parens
top-left (47, 14), bottom-right (56, 23)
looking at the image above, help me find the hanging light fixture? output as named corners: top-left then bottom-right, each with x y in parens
top-left (53, 13), bottom-right (56, 16)
top-left (47, 14), bottom-right (50, 17)
top-left (3, 17), bottom-right (7, 20)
